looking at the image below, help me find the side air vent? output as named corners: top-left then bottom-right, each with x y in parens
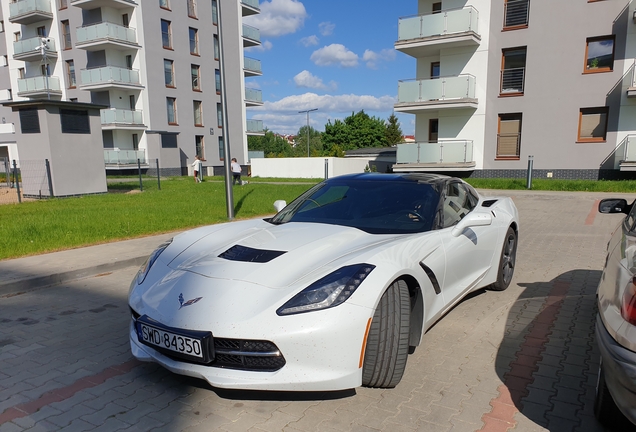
top-left (219, 245), bottom-right (286, 263)
top-left (482, 199), bottom-right (498, 208)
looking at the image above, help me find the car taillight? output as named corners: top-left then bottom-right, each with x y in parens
top-left (621, 276), bottom-right (636, 326)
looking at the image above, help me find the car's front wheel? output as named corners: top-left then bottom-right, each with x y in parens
top-left (362, 280), bottom-right (410, 388)
top-left (490, 226), bottom-right (517, 291)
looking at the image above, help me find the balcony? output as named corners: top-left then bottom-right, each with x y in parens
top-left (9, 0), bottom-right (53, 25)
top-left (246, 119), bottom-right (264, 135)
top-left (604, 135), bottom-right (636, 171)
top-left (395, 6), bottom-right (480, 58)
top-left (76, 23), bottom-right (140, 51)
top-left (394, 75), bottom-right (477, 113)
top-left (242, 24), bottom-right (261, 47)
top-left (104, 149), bottom-right (147, 167)
top-left (71, 0), bottom-right (137, 9)
top-left (241, 0), bottom-right (260, 16)
top-left (393, 141), bottom-right (475, 172)
top-left (80, 66), bottom-right (143, 90)
top-left (13, 37), bottom-right (57, 62)
top-left (245, 88), bottom-right (263, 106)
top-left (17, 76), bottom-right (62, 98)
top-left (244, 56), bottom-right (262, 77)
top-left (100, 108), bottom-right (145, 130)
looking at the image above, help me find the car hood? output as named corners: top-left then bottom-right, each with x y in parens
top-left (166, 219), bottom-right (403, 289)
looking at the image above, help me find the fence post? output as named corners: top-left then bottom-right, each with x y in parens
top-left (156, 158), bottom-right (161, 190)
top-left (12, 159), bottom-right (21, 204)
top-left (45, 159), bottom-right (54, 198)
top-left (137, 158), bottom-right (143, 192)
top-left (3, 158), bottom-right (9, 188)
top-left (324, 159), bottom-right (328, 179)
top-left (526, 155), bottom-right (534, 189)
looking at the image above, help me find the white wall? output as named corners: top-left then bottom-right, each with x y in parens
top-left (251, 157), bottom-right (371, 179)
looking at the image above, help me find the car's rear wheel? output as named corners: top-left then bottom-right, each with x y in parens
top-left (362, 280), bottom-right (410, 388)
top-left (594, 361), bottom-right (627, 428)
top-left (490, 227), bottom-right (517, 291)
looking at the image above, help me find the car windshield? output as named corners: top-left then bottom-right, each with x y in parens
top-left (270, 179), bottom-right (440, 234)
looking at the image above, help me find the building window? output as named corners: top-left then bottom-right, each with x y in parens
top-left (214, 35), bottom-right (219, 60)
top-left (429, 119), bottom-right (438, 143)
top-left (431, 62), bottom-right (440, 79)
top-left (196, 135), bottom-right (204, 158)
top-left (578, 107), bottom-right (608, 142)
top-left (41, 64), bottom-right (51, 77)
top-left (66, 60), bottom-right (76, 88)
top-left (585, 36), bottom-right (615, 73)
top-left (218, 136), bottom-right (224, 160)
top-left (187, 0), bottom-right (197, 18)
top-left (160, 0), bottom-right (169, 10)
top-left (18, 68), bottom-right (25, 79)
top-left (503, 0), bottom-right (529, 29)
top-left (0, 21), bottom-right (4, 33)
top-left (161, 134), bottom-right (178, 148)
top-left (189, 28), bottom-right (198, 55)
top-left (497, 113), bottom-right (522, 158)
top-left (37, 26), bottom-right (46, 37)
top-left (217, 103), bottom-right (223, 127)
top-left (193, 101), bottom-right (203, 126)
top-left (500, 47), bottom-right (526, 95)
top-left (432, 2), bottom-right (442, 13)
top-left (215, 69), bottom-right (221, 93)
top-left (166, 97), bottom-right (177, 124)
top-left (164, 59), bottom-right (174, 87)
top-left (161, 20), bottom-right (172, 49)
top-left (61, 20), bottom-right (71, 49)
top-left (20, 109), bottom-right (40, 134)
top-left (132, 133), bottom-right (139, 150)
top-left (13, 32), bottom-right (20, 43)
top-left (191, 64), bottom-right (200, 90)
top-left (60, 109), bottom-right (90, 134)
top-left (1, 55), bottom-right (8, 67)
top-left (212, 0), bottom-right (218, 25)
top-left (59, 0), bottom-right (68, 9)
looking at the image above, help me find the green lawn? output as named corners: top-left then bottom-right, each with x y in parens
top-left (465, 178), bottom-right (636, 192)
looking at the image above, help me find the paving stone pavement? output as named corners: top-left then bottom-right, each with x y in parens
top-left (1, 190), bottom-right (634, 432)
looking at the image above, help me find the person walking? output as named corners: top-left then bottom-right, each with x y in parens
top-left (231, 158), bottom-right (243, 185)
top-left (192, 155), bottom-right (205, 183)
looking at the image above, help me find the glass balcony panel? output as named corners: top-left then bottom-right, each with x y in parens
top-left (246, 119), bottom-right (263, 133)
top-left (241, 0), bottom-right (259, 8)
top-left (76, 22), bottom-right (137, 45)
top-left (17, 76), bottom-right (61, 93)
top-left (440, 141), bottom-right (472, 163)
top-left (446, 8), bottom-right (477, 34)
top-left (443, 75), bottom-right (474, 99)
top-left (9, 0), bottom-right (52, 19)
top-left (397, 80), bottom-right (421, 103)
top-left (398, 75), bottom-right (475, 104)
top-left (420, 79), bottom-right (444, 100)
top-left (81, 66), bottom-right (141, 86)
top-left (245, 88), bottom-right (262, 103)
top-left (397, 6), bottom-right (478, 41)
top-left (396, 143), bottom-right (420, 163)
top-left (398, 16), bottom-right (422, 40)
top-left (101, 108), bottom-right (143, 125)
top-left (397, 141), bottom-right (473, 164)
top-left (420, 14), bottom-right (444, 36)
top-left (626, 136), bottom-right (636, 161)
top-left (14, 37), bottom-right (56, 55)
top-left (244, 57), bottom-right (262, 73)
top-left (242, 24), bottom-right (260, 42)
top-left (104, 149), bottom-right (146, 164)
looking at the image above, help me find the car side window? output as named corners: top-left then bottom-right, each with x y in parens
top-left (442, 182), bottom-right (474, 228)
top-left (626, 202), bottom-right (636, 232)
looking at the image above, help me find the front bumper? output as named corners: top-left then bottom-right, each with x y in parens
top-left (595, 316), bottom-right (636, 425)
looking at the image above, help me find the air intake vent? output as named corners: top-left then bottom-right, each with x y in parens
top-left (482, 199), bottom-right (498, 208)
top-left (219, 245), bottom-right (286, 263)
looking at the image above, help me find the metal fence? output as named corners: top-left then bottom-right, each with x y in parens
top-left (0, 158), bottom-right (53, 205)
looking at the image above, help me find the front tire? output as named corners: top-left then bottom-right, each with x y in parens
top-left (490, 227), bottom-right (517, 291)
top-left (362, 280), bottom-right (410, 388)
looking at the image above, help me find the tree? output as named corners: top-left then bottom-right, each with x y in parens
top-left (385, 113), bottom-right (403, 145)
top-left (247, 130), bottom-right (294, 157)
top-left (295, 125), bottom-right (323, 157)
top-left (322, 110), bottom-right (388, 154)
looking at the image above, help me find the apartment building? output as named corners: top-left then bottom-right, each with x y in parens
top-left (0, 0), bottom-right (264, 175)
top-left (394, 0), bottom-right (636, 180)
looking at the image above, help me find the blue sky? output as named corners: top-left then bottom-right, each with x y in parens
top-left (242, 0), bottom-right (416, 136)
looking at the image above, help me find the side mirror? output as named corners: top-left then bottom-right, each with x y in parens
top-left (599, 198), bottom-right (629, 214)
top-left (273, 200), bottom-right (287, 213)
top-left (451, 212), bottom-right (492, 237)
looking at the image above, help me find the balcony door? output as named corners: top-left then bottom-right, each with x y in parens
top-left (429, 119), bottom-right (439, 143)
top-left (500, 47), bottom-right (526, 94)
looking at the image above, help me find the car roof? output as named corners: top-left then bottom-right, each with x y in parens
top-left (327, 173), bottom-right (457, 188)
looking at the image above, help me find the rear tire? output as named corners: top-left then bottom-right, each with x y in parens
top-left (490, 227), bottom-right (517, 291)
top-left (362, 280), bottom-right (410, 388)
top-left (594, 361), bottom-right (626, 428)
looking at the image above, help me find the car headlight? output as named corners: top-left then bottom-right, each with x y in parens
top-left (136, 239), bottom-right (172, 285)
top-left (277, 264), bottom-right (375, 316)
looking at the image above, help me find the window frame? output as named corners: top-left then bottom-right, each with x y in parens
top-left (164, 59), bottom-right (175, 87)
top-left (193, 100), bottom-right (203, 127)
top-left (187, 0), bottom-right (197, 19)
top-left (159, 0), bottom-right (170, 11)
top-left (215, 69), bottom-right (221, 94)
top-left (61, 20), bottom-right (71, 50)
top-left (59, 0), bottom-right (68, 10)
top-left (503, 0), bottom-right (530, 30)
top-left (161, 19), bottom-right (172, 49)
top-left (500, 47), bottom-right (527, 96)
top-left (577, 107), bottom-right (609, 143)
top-left (166, 97), bottom-right (178, 125)
top-left (196, 135), bottom-right (204, 158)
top-left (66, 59), bottom-right (76, 88)
top-left (191, 64), bottom-right (201, 91)
top-left (496, 113), bottom-right (523, 159)
top-left (584, 35), bottom-right (615, 74)
top-left (189, 27), bottom-right (199, 55)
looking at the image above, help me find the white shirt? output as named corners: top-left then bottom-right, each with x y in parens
top-left (231, 161), bottom-right (241, 174)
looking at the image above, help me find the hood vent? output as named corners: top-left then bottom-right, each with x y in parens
top-left (482, 199), bottom-right (498, 208)
top-left (218, 245), bottom-right (286, 263)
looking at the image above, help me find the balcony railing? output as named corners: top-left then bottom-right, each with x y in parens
top-left (101, 108), bottom-right (143, 125)
top-left (504, 0), bottom-right (529, 28)
top-left (241, 0), bottom-right (259, 9)
top-left (246, 119), bottom-right (264, 133)
top-left (398, 75), bottom-right (475, 103)
top-left (500, 67), bottom-right (525, 94)
top-left (13, 36), bottom-right (56, 57)
top-left (104, 149), bottom-right (146, 165)
top-left (497, 133), bottom-right (521, 158)
top-left (80, 66), bottom-right (141, 87)
top-left (398, 6), bottom-right (478, 41)
top-left (396, 141), bottom-right (474, 164)
top-left (245, 88), bottom-right (262, 104)
top-left (244, 56), bottom-right (262, 74)
top-left (17, 76), bottom-right (61, 95)
top-left (76, 22), bottom-right (138, 46)
top-left (9, 0), bottom-right (52, 22)
top-left (242, 24), bottom-right (261, 43)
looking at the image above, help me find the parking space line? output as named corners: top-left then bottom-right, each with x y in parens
top-left (585, 200), bottom-right (600, 225)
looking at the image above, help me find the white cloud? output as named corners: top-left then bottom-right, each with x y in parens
top-left (362, 49), bottom-right (397, 69)
top-left (299, 35), bottom-right (319, 47)
top-left (318, 22), bottom-right (335, 36)
top-left (245, 40), bottom-right (273, 52)
top-left (293, 70), bottom-right (337, 91)
top-left (310, 44), bottom-right (358, 68)
top-left (259, 92), bottom-right (396, 113)
top-left (243, 0), bottom-right (307, 37)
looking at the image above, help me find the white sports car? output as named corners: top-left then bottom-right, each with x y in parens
top-left (128, 173), bottom-right (519, 391)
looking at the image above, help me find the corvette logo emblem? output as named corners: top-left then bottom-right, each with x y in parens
top-left (178, 293), bottom-right (202, 310)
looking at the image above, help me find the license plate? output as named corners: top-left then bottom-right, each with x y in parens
top-left (138, 323), bottom-right (204, 358)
